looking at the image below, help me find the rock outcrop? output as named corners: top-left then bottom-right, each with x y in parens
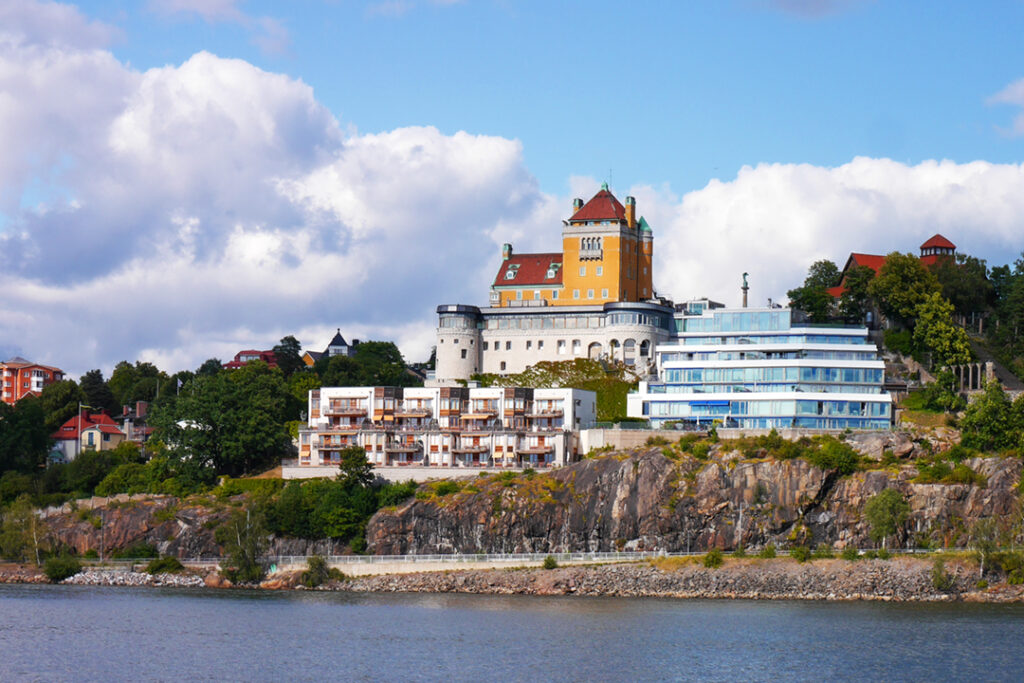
top-left (365, 449), bottom-right (1022, 555)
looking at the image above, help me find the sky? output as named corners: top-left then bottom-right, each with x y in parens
top-left (2, 0), bottom-right (1024, 377)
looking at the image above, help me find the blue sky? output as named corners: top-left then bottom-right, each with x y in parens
top-left (76, 0), bottom-right (1024, 193)
top-left (2, 0), bottom-right (1024, 375)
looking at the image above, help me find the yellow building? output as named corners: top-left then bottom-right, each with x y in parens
top-left (490, 184), bottom-right (654, 307)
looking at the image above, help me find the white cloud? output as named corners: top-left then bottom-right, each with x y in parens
top-left (148, 0), bottom-right (290, 55)
top-left (989, 78), bottom-right (1024, 136)
top-left (0, 0), bottom-right (118, 48)
top-left (642, 158), bottom-right (1024, 309)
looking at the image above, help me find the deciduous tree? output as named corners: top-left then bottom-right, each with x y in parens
top-left (912, 292), bottom-right (972, 368)
top-left (864, 488), bottom-right (909, 549)
top-left (867, 252), bottom-right (941, 325)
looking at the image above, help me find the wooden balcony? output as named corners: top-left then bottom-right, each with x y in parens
top-left (451, 445), bottom-right (490, 454)
top-left (526, 409), bottom-right (564, 418)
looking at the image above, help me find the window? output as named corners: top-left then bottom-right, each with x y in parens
top-left (526, 340), bottom-right (532, 349)
top-left (500, 361), bottom-right (506, 371)
top-left (504, 270), bottom-right (516, 280)
top-left (516, 290), bottom-right (523, 300)
top-left (587, 289), bottom-right (594, 299)
top-left (460, 349), bottom-right (467, 359)
top-left (454, 338), bottom-right (459, 344)
top-left (534, 290), bottom-right (541, 300)
top-left (573, 289), bottom-right (580, 299)
top-left (579, 266), bottom-right (586, 276)
top-left (505, 341), bottom-right (511, 350)
top-left (552, 290), bottom-right (559, 300)
top-left (643, 267), bottom-right (648, 275)
top-left (538, 340), bottom-right (544, 349)
top-left (596, 266), bottom-right (603, 276)
top-left (601, 288), bottom-right (608, 298)
top-left (482, 341), bottom-right (489, 350)
top-left (558, 340), bottom-right (567, 354)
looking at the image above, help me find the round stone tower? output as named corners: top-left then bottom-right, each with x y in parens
top-left (433, 305), bottom-right (483, 385)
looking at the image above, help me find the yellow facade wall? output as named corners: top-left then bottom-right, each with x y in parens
top-left (559, 234), bottom-right (626, 306)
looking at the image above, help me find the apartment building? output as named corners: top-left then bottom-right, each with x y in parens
top-left (298, 385), bottom-right (596, 470)
top-left (627, 306), bottom-right (893, 430)
top-left (1, 357), bottom-right (64, 405)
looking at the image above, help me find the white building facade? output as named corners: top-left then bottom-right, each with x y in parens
top-left (627, 307), bottom-right (893, 430)
top-left (432, 301), bottom-right (674, 385)
top-left (299, 385), bottom-right (596, 470)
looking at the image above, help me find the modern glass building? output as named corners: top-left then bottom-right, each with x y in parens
top-left (627, 307), bottom-right (892, 430)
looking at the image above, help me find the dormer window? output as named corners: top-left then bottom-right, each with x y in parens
top-left (504, 269), bottom-right (516, 280)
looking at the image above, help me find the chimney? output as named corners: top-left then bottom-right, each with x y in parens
top-left (742, 272), bottom-right (749, 308)
top-left (502, 243), bottom-right (513, 261)
top-left (572, 198), bottom-right (583, 213)
top-left (136, 401), bottom-right (148, 419)
top-left (625, 196), bottom-right (636, 228)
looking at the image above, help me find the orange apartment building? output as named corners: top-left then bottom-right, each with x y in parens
top-left (1, 356), bottom-right (65, 405)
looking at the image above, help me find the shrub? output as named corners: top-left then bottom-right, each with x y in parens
top-left (841, 546), bottom-right (860, 561)
top-left (300, 555), bottom-right (345, 587)
top-left (542, 555), bottom-right (559, 570)
top-left (863, 550), bottom-right (878, 559)
top-left (145, 557), bottom-right (185, 574)
top-left (757, 544), bottom-right (777, 559)
top-left (931, 558), bottom-right (955, 592)
top-left (43, 554), bottom-right (82, 582)
top-left (976, 579), bottom-right (988, 590)
top-left (83, 549), bottom-right (98, 559)
top-left (876, 547), bottom-right (892, 560)
top-left (703, 548), bottom-right (724, 568)
top-left (645, 435), bottom-right (670, 447)
top-left (111, 542), bottom-right (159, 560)
top-left (732, 545), bottom-right (747, 558)
top-left (812, 544), bottom-right (835, 559)
top-left (790, 545), bottom-right (811, 563)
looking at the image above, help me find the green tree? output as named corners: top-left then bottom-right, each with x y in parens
top-left (0, 494), bottom-right (48, 563)
top-left (912, 292), bottom-right (972, 368)
top-left (78, 369), bottom-right (118, 415)
top-left (960, 381), bottom-right (1020, 452)
top-left (787, 259), bottom-right (840, 323)
top-left (933, 254), bottom-right (993, 318)
top-left (0, 398), bottom-right (49, 473)
top-left (867, 252), bottom-right (941, 325)
top-left (864, 488), bottom-right (909, 549)
top-left (318, 355), bottom-right (362, 387)
top-left (273, 336), bottom-right (305, 378)
top-left (38, 380), bottom-right (86, 433)
top-left (337, 446), bottom-right (374, 489)
top-left (970, 518), bottom-right (999, 579)
top-left (196, 359), bottom-right (223, 377)
top-left (217, 501), bottom-right (269, 583)
top-left (286, 370), bottom-right (320, 420)
top-left (150, 361), bottom-right (290, 477)
top-left (838, 264), bottom-right (875, 321)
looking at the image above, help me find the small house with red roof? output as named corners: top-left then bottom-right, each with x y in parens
top-left (829, 234), bottom-right (958, 298)
top-left (223, 349), bottom-right (279, 370)
top-left (50, 411), bottom-right (126, 462)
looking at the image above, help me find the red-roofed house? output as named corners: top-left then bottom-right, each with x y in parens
top-left (489, 183), bottom-right (654, 307)
top-left (51, 411), bottom-right (126, 461)
top-left (919, 234), bottom-right (956, 267)
top-left (223, 349), bottom-right (279, 370)
top-left (1, 357), bottom-right (64, 405)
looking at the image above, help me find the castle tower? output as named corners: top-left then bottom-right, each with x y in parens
top-left (560, 183), bottom-right (653, 306)
top-left (433, 305), bottom-right (482, 385)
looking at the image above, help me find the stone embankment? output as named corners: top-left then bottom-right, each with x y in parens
top-left (333, 558), bottom-right (1021, 603)
top-left (62, 569), bottom-right (206, 588)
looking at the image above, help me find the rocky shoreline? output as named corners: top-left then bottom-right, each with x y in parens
top-left (3, 557), bottom-right (1022, 602)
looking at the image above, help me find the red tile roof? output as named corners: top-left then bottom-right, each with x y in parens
top-left (921, 234), bottom-right (955, 250)
top-left (826, 285), bottom-right (846, 298)
top-left (51, 412), bottom-right (123, 440)
top-left (492, 253), bottom-right (563, 287)
top-left (569, 189), bottom-right (627, 223)
top-left (848, 253), bottom-right (887, 273)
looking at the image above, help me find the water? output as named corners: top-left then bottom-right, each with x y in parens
top-left (2, 585), bottom-right (1024, 682)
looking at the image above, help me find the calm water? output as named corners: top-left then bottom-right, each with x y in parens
top-left (2, 585), bottom-right (1024, 682)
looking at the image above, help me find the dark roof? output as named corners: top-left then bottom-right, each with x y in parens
top-left (569, 188), bottom-right (627, 223)
top-left (327, 329), bottom-right (348, 348)
top-left (492, 253), bottom-right (563, 287)
top-left (921, 234), bottom-right (955, 250)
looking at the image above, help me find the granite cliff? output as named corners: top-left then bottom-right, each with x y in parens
top-left (365, 447), bottom-right (1022, 555)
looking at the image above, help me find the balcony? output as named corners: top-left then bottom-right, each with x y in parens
top-left (452, 445), bottom-right (490, 454)
top-left (460, 410), bottom-right (498, 420)
top-left (385, 442), bottom-right (422, 454)
top-left (395, 408), bottom-right (432, 418)
top-left (518, 444), bottom-right (554, 454)
top-left (324, 405), bottom-right (367, 417)
top-left (526, 409), bottom-right (563, 418)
